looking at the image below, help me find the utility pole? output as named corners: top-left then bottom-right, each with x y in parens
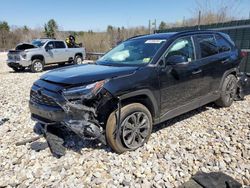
top-left (198, 11), bottom-right (201, 30)
top-left (148, 20), bottom-right (151, 34)
top-left (182, 16), bottom-right (185, 26)
top-left (149, 19), bottom-right (157, 34)
top-left (154, 19), bottom-right (157, 31)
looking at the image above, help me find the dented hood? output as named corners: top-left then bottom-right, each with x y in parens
top-left (41, 64), bottom-right (138, 84)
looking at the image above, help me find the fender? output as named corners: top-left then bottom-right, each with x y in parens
top-left (218, 67), bottom-right (239, 91)
top-left (119, 89), bottom-right (159, 119)
top-left (31, 54), bottom-right (45, 62)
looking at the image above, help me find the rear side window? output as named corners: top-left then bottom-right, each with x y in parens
top-left (197, 35), bottom-right (218, 58)
top-left (55, 41), bottom-right (66, 49)
top-left (215, 34), bottom-right (231, 52)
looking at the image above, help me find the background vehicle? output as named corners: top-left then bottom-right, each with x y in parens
top-left (7, 38), bottom-right (86, 72)
top-left (29, 30), bottom-right (241, 153)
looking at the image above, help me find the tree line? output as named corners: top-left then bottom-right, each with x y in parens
top-left (0, 0), bottom-right (244, 52)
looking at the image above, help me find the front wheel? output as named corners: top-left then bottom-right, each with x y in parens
top-left (30, 59), bottom-right (44, 73)
top-left (215, 74), bottom-right (237, 107)
top-left (106, 103), bottom-right (152, 154)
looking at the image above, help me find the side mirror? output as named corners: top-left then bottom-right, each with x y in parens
top-left (46, 44), bottom-right (53, 51)
top-left (219, 46), bottom-right (230, 52)
top-left (166, 55), bottom-right (188, 65)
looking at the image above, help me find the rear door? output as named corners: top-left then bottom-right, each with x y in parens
top-left (54, 41), bottom-right (68, 62)
top-left (212, 34), bottom-right (236, 91)
top-left (159, 36), bottom-right (204, 115)
top-left (193, 34), bottom-right (220, 96)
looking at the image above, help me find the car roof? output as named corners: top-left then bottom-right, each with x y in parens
top-left (33, 38), bottom-right (64, 43)
top-left (131, 30), bottom-right (220, 40)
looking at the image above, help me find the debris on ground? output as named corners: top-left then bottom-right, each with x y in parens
top-left (181, 172), bottom-right (242, 188)
top-left (0, 117), bottom-right (9, 126)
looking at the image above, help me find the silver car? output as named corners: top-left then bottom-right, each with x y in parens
top-left (7, 38), bottom-right (86, 72)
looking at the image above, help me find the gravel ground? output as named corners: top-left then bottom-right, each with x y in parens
top-left (0, 59), bottom-right (249, 188)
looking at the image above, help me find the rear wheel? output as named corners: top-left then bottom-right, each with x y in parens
top-left (74, 55), bottom-right (83, 64)
top-left (215, 74), bottom-right (237, 107)
top-left (31, 59), bottom-right (44, 73)
top-left (106, 103), bottom-right (152, 154)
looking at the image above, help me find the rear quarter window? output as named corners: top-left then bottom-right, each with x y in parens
top-left (215, 34), bottom-right (231, 52)
top-left (55, 41), bottom-right (66, 49)
top-left (197, 35), bottom-right (218, 58)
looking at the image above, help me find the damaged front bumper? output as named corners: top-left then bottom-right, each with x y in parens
top-left (7, 59), bottom-right (31, 68)
top-left (30, 82), bottom-right (118, 144)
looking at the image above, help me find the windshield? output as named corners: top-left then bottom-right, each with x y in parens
top-left (31, 40), bottom-right (46, 47)
top-left (97, 38), bottom-right (166, 66)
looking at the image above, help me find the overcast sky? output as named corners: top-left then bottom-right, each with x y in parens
top-left (0, 0), bottom-right (249, 31)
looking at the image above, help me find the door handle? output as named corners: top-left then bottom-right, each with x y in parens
top-left (192, 69), bottom-right (202, 75)
top-left (221, 58), bottom-right (230, 64)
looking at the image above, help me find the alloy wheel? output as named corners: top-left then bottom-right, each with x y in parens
top-left (34, 61), bottom-right (43, 72)
top-left (121, 112), bottom-right (150, 149)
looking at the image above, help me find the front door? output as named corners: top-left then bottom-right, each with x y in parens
top-left (44, 41), bottom-right (56, 64)
top-left (159, 36), bottom-right (204, 116)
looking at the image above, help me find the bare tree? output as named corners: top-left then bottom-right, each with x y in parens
top-left (192, 0), bottom-right (242, 25)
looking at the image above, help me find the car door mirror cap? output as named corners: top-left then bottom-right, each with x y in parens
top-left (166, 55), bottom-right (189, 66)
top-left (46, 44), bottom-right (53, 51)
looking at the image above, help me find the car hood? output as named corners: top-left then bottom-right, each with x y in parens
top-left (41, 64), bottom-right (138, 85)
top-left (15, 43), bottom-right (38, 51)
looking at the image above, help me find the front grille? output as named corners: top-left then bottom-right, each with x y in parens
top-left (30, 90), bottom-right (58, 107)
top-left (8, 54), bottom-right (20, 61)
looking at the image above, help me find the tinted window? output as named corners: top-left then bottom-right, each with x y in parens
top-left (166, 37), bottom-right (195, 62)
top-left (45, 41), bottom-right (54, 49)
top-left (215, 34), bottom-right (231, 52)
top-left (197, 35), bottom-right (218, 58)
top-left (55, 41), bottom-right (66, 49)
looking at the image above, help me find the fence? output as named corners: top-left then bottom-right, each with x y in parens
top-left (86, 52), bottom-right (105, 60)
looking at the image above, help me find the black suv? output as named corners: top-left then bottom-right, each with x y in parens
top-left (29, 30), bottom-right (241, 153)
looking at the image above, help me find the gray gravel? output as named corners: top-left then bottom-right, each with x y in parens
top-left (0, 61), bottom-right (249, 187)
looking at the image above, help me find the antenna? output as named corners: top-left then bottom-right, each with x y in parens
top-left (198, 11), bottom-right (201, 30)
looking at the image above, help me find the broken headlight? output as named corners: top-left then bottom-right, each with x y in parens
top-left (62, 80), bottom-right (107, 100)
top-left (20, 52), bottom-right (27, 59)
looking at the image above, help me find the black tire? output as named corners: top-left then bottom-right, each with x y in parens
top-left (106, 103), bottom-right (152, 154)
top-left (215, 74), bottom-right (237, 107)
top-left (12, 66), bottom-right (25, 72)
top-left (74, 55), bottom-right (83, 64)
top-left (30, 59), bottom-right (44, 73)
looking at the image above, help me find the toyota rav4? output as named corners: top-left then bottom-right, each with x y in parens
top-left (29, 30), bottom-right (242, 153)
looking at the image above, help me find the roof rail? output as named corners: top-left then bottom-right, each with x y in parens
top-left (39, 37), bottom-right (56, 40)
top-left (125, 34), bottom-right (147, 41)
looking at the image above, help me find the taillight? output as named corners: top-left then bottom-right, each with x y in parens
top-left (240, 51), bottom-right (248, 58)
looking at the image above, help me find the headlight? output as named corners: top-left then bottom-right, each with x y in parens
top-left (62, 80), bottom-right (107, 100)
top-left (21, 52), bottom-right (27, 59)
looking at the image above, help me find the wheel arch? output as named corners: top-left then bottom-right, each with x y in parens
top-left (219, 68), bottom-right (239, 90)
top-left (31, 55), bottom-right (44, 62)
top-left (75, 53), bottom-right (83, 58)
top-left (119, 89), bottom-right (159, 122)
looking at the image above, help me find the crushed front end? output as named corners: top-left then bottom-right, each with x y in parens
top-left (29, 78), bottom-right (117, 144)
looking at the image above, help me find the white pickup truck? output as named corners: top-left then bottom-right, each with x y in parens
top-left (7, 38), bottom-right (86, 72)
